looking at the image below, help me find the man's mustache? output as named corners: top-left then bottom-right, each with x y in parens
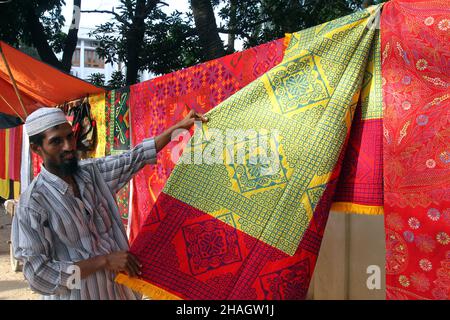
top-left (60, 151), bottom-right (77, 160)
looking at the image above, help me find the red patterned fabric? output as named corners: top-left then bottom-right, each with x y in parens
top-left (129, 39), bottom-right (287, 242)
top-left (130, 172), bottom-right (337, 299)
top-left (333, 107), bottom-right (384, 208)
top-left (382, 0), bottom-right (450, 300)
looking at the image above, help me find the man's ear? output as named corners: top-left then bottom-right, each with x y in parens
top-left (30, 143), bottom-right (43, 157)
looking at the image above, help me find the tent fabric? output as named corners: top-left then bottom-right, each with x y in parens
top-left (116, 5), bottom-right (382, 299)
top-left (0, 41), bottom-right (105, 120)
top-left (382, 0), bottom-right (450, 300)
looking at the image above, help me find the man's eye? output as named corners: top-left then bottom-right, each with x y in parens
top-left (50, 138), bottom-right (61, 145)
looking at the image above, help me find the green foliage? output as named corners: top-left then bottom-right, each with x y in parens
top-left (0, 0), bottom-right (66, 50)
top-left (90, 2), bottom-right (203, 77)
top-left (107, 70), bottom-right (126, 89)
top-left (218, 0), bottom-right (384, 49)
top-left (87, 72), bottom-right (105, 87)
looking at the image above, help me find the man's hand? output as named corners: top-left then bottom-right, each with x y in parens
top-left (155, 109), bottom-right (208, 152)
top-left (103, 251), bottom-right (142, 277)
top-left (75, 250), bottom-right (142, 279)
top-left (173, 109), bottom-right (208, 131)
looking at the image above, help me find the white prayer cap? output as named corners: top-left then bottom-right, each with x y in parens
top-left (25, 107), bottom-right (68, 136)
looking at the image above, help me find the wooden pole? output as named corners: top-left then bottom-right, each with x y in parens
top-left (0, 93), bottom-right (25, 122)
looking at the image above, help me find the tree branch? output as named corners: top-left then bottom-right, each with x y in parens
top-left (221, 17), bottom-right (271, 32)
top-left (217, 27), bottom-right (250, 40)
top-left (81, 10), bottom-right (130, 26)
top-left (144, 0), bottom-right (156, 15)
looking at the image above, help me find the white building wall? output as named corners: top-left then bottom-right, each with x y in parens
top-left (69, 36), bottom-right (123, 83)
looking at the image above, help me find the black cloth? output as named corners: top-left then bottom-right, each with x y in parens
top-left (0, 112), bottom-right (23, 129)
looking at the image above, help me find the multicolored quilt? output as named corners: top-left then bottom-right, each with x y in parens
top-left (382, 0), bottom-right (450, 300)
top-left (117, 5), bottom-right (383, 299)
top-left (128, 37), bottom-right (287, 242)
top-left (128, 24), bottom-right (384, 244)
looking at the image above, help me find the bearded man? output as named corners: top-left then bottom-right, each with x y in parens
top-left (12, 107), bottom-right (207, 300)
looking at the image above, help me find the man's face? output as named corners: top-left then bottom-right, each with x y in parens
top-left (31, 123), bottom-right (79, 176)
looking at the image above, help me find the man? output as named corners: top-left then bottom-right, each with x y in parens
top-left (12, 107), bottom-right (207, 300)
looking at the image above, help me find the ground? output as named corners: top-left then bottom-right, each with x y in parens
top-left (0, 205), bottom-right (39, 300)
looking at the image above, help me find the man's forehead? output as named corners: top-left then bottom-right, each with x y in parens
top-left (43, 123), bottom-right (73, 139)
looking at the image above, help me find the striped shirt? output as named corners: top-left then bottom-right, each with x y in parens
top-left (12, 138), bottom-right (157, 300)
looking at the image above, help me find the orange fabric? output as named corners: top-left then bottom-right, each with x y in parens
top-left (0, 41), bottom-right (105, 119)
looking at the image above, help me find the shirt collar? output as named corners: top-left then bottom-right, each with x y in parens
top-left (40, 164), bottom-right (69, 195)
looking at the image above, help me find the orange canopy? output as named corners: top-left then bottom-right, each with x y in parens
top-left (0, 41), bottom-right (105, 121)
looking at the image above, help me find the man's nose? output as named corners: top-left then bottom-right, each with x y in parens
top-left (63, 138), bottom-right (76, 151)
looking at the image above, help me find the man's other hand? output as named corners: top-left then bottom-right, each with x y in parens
top-left (103, 251), bottom-right (142, 277)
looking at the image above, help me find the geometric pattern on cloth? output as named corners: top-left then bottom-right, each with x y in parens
top-left (382, 0), bottom-right (450, 300)
top-left (106, 88), bottom-right (131, 228)
top-left (117, 176), bottom-right (335, 299)
top-left (129, 37), bottom-right (287, 242)
top-left (106, 87), bottom-right (131, 155)
top-left (164, 6), bottom-right (381, 255)
top-left (331, 27), bottom-right (384, 214)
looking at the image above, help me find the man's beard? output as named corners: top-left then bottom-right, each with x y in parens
top-left (59, 157), bottom-right (79, 175)
top-left (46, 152), bottom-right (79, 176)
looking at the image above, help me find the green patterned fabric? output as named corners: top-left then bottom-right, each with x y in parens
top-left (164, 5), bottom-right (382, 255)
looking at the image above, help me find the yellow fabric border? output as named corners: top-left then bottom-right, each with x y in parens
top-left (13, 181), bottom-right (20, 200)
top-left (331, 202), bottom-right (384, 215)
top-left (115, 273), bottom-right (182, 300)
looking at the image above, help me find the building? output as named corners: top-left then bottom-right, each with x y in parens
top-left (69, 27), bottom-right (152, 84)
top-left (69, 27), bottom-right (121, 83)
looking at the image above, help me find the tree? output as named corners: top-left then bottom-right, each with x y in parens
top-left (107, 70), bottom-right (126, 89)
top-left (85, 0), bottom-right (203, 85)
top-left (190, 0), bottom-right (226, 60)
top-left (0, 0), bottom-right (81, 72)
top-left (217, 0), bottom-right (384, 50)
top-left (87, 72), bottom-right (105, 87)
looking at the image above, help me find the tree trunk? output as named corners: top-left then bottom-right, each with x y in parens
top-left (190, 0), bottom-right (225, 60)
top-left (226, 0), bottom-right (237, 53)
top-left (61, 0), bottom-right (81, 72)
top-left (125, 0), bottom-right (155, 85)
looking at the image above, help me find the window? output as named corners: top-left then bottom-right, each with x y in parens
top-left (84, 49), bottom-right (104, 68)
top-left (72, 48), bottom-right (80, 67)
